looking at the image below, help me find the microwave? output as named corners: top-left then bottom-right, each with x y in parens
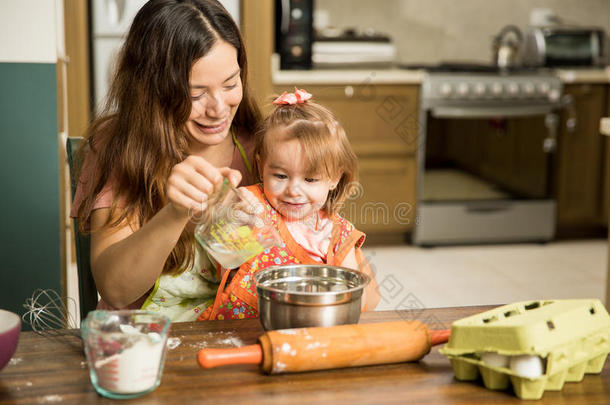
top-left (275, 0), bottom-right (314, 70)
top-left (523, 26), bottom-right (606, 67)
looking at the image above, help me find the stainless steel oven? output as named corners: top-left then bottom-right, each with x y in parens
top-left (413, 68), bottom-right (563, 245)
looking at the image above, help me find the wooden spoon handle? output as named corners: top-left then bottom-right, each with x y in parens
top-left (198, 344), bottom-right (263, 369)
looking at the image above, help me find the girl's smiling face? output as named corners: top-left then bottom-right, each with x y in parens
top-left (260, 128), bottom-right (338, 221)
top-left (187, 40), bottom-right (243, 148)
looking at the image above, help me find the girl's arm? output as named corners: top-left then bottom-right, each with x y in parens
top-left (90, 156), bottom-right (241, 308)
top-left (340, 248), bottom-right (380, 311)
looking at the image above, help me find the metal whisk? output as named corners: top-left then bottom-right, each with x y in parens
top-left (22, 288), bottom-right (80, 337)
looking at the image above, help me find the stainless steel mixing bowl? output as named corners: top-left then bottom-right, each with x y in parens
top-left (255, 264), bottom-right (370, 330)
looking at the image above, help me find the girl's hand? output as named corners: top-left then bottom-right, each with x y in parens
top-left (233, 187), bottom-right (264, 227)
top-left (166, 155), bottom-right (242, 218)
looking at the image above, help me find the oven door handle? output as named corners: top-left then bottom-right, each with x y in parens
top-left (465, 203), bottom-right (513, 213)
top-left (431, 105), bottom-right (554, 118)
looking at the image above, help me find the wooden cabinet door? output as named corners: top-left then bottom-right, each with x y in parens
top-left (601, 97), bottom-right (610, 307)
top-left (273, 84), bottom-right (420, 156)
top-left (603, 88), bottom-right (610, 225)
top-left (340, 156), bottom-right (416, 234)
top-left (556, 84), bottom-right (607, 227)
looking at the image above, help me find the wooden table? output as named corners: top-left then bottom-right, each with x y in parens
top-left (1, 306), bottom-right (609, 404)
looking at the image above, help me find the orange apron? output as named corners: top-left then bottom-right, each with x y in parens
top-left (197, 185), bottom-right (365, 321)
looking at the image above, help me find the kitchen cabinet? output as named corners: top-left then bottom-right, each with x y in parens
top-left (556, 84), bottom-right (607, 232)
top-left (241, 0), bottom-right (273, 111)
top-left (600, 116), bottom-right (610, 306)
top-left (603, 90), bottom-right (610, 226)
top-left (272, 84), bottom-right (419, 239)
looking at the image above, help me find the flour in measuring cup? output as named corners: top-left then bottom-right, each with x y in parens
top-left (207, 241), bottom-right (260, 269)
top-left (94, 334), bottom-right (165, 394)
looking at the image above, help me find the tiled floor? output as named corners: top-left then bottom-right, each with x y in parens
top-left (364, 239), bottom-right (607, 312)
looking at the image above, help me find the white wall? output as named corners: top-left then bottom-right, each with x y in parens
top-left (0, 0), bottom-right (58, 63)
top-left (316, 0), bottom-right (610, 65)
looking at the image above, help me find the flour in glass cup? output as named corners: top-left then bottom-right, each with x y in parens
top-left (93, 332), bottom-right (165, 394)
top-left (207, 241), bottom-right (257, 269)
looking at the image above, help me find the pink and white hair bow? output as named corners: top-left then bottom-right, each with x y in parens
top-left (273, 87), bottom-right (312, 105)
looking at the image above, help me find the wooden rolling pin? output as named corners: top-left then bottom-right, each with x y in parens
top-left (198, 320), bottom-right (450, 374)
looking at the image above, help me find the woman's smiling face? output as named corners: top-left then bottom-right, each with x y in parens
top-left (186, 40), bottom-right (243, 147)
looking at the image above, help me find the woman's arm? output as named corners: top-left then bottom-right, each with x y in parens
top-left (90, 204), bottom-right (190, 308)
top-left (90, 156), bottom-right (242, 308)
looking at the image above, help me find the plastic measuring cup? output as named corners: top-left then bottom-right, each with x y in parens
top-left (194, 179), bottom-right (280, 269)
top-left (81, 310), bottom-right (170, 399)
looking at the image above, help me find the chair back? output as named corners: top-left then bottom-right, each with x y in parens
top-left (66, 137), bottom-right (98, 320)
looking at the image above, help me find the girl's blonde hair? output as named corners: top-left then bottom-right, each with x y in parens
top-left (254, 100), bottom-right (358, 215)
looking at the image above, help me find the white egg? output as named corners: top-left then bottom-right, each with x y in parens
top-left (509, 355), bottom-right (544, 378)
top-left (481, 352), bottom-right (509, 368)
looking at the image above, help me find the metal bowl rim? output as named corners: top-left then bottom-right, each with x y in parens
top-left (254, 264), bottom-right (370, 296)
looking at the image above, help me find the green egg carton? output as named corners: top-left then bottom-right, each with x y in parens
top-left (439, 299), bottom-right (610, 400)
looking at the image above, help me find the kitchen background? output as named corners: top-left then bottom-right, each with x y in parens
top-left (317, 0), bottom-right (610, 65)
top-left (0, 0), bottom-right (608, 325)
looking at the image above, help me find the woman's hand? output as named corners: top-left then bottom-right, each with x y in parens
top-left (166, 155), bottom-right (242, 218)
top-left (91, 156), bottom-right (242, 309)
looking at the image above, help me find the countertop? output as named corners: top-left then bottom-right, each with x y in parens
top-left (273, 66), bottom-right (426, 85)
top-left (272, 55), bottom-right (610, 85)
top-left (555, 68), bottom-right (610, 84)
top-left (2, 306), bottom-right (609, 404)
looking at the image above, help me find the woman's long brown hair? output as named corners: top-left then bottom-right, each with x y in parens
top-left (77, 0), bottom-right (261, 275)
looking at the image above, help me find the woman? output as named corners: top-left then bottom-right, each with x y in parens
top-left (71, 0), bottom-right (261, 319)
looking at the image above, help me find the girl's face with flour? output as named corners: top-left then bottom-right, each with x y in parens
top-left (260, 127), bottom-right (339, 222)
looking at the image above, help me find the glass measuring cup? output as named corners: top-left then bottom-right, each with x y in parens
top-left (194, 179), bottom-right (280, 269)
top-left (81, 310), bottom-right (170, 399)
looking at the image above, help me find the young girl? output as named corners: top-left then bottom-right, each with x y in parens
top-left (196, 88), bottom-right (380, 321)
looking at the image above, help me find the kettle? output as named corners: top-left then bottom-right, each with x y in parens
top-left (492, 25), bottom-right (523, 68)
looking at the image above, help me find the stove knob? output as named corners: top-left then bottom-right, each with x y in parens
top-left (538, 82), bottom-right (551, 95)
top-left (440, 83), bottom-right (453, 97)
top-left (548, 88), bottom-right (561, 102)
top-left (491, 82), bottom-right (503, 96)
top-left (474, 82), bottom-right (486, 96)
top-left (290, 45), bottom-right (303, 57)
top-left (523, 83), bottom-right (535, 96)
top-left (291, 8), bottom-right (303, 20)
top-left (508, 82), bottom-right (520, 95)
top-left (457, 82), bottom-right (469, 96)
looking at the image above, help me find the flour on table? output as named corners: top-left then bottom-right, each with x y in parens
top-left (9, 357), bottom-right (22, 366)
top-left (38, 395), bottom-right (63, 403)
top-left (190, 332), bottom-right (244, 348)
top-left (217, 336), bottom-right (244, 347)
top-left (167, 337), bottom-right (182, 350)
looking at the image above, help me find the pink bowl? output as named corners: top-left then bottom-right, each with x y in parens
top-left (0, 309), bottom-right (21, 371)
